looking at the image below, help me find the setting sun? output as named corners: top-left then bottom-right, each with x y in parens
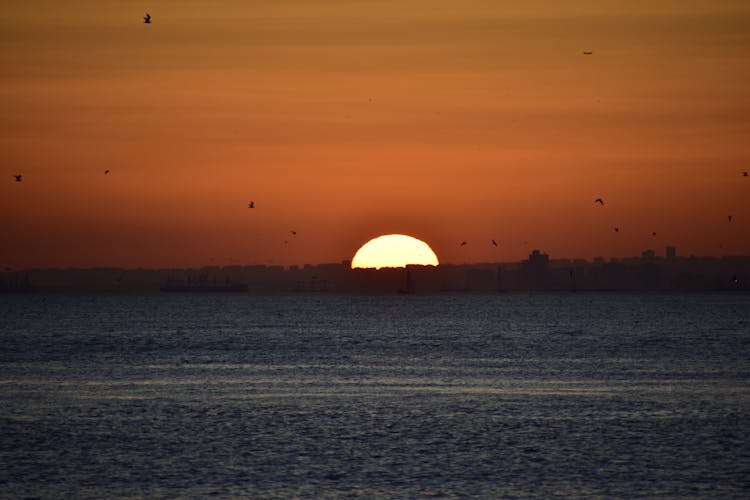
top-left (351, 234), bottom-right (439, 269)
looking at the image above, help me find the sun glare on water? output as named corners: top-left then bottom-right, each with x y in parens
top-left (351, 234), bottom-right (439, 269)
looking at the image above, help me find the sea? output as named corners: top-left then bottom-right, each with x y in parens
top-left (1, 292), bottom-right (749, 498)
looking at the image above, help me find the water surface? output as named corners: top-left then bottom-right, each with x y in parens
top-left (1, 293), bottom-right (749, 497)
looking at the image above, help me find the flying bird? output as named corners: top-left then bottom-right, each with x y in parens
top-left (652, 232), bottom-right (657, 236)
top-left (248, 201), bottom-right (254, 208)
top-left (583, 51), bottom-right (593, 55)
top-left (728, 215), bottom-right (732, 222)
top-left (104, 169), bottom-right (110, 174)
top-left (492, 239), bottom-right (498, 247)
top-left (291, 230), bottom-right (297, 235)
top-left (460, 241), bottom-right (467, 246)
top-left (743, 171), bottom-right (748, 177)
top-left (614, 227), bottom-right (620, 233)
top-left (594, 198), bottom-right (604, 205)
top-left (144, 13), bottom-right (151, 24)
top-left (13, 175), bottom-right (22, 182)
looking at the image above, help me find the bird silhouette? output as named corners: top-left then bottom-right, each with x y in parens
top-left (743, 171), bottom-right (748, 177)
top-left (144, 13), bottom-right (151, 24)
top-left (652, 232), bottom-right (657, 236)
top-left (460, 241), bottom-right (467, 246)
top-left (728, 215), bottom-right (732, 222)
top-left (291, 230), bottom-right (297, 235)
top-left (492, 239), bottom-right (498, 247)
top-left (583, 51), bottom-right (593, 55)
top-left (13, 175), bottom-right (22, 182)
top-left (248, 201), bottom-right (254, 208)
top-left (594, 198), bottom-right (604, 205)
top-left (614, 227), bottom-right (620, 232)
top-left (104, 169), bottom-right (110, 174)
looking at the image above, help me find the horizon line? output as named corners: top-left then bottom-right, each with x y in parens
top-left (4, 252), bottom-right (750, 273)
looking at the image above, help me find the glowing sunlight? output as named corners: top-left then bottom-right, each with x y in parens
top-left (351, 234), bottom-right (439, 269)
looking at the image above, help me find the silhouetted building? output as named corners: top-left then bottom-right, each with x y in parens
top-left (521, 250), bottom-right (550, 290)
top-left (5, 248), bottom-right (750, 293)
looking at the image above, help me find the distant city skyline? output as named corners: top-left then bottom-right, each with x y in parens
top-left (0, 243), bottom-right (739, 269)
top-left (0, 238), bottom-right (741, 271)
top-left (2, 1), bottom-right (749, 269)
top-left (3, 246), bottom-right (748, 294)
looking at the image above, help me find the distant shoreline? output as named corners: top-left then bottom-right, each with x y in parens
top-left (3, 251), bottom-right (749, 293)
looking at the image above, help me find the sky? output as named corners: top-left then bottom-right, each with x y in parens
top-left (1, 0), bottom-right (749, 269)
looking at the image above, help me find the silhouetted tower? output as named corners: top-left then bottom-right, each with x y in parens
top-left (666, 246), bottom-right (676, 260)
top-left (527, 250), bottom-right (549, 269)
top-left (523, 249), bottom-right (550, 290)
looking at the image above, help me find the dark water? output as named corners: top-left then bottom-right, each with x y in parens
top-left (1, 293), bottom-right (749, 498)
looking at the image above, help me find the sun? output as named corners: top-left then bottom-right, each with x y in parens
top-left (351, 234), bottom-right (439, 269)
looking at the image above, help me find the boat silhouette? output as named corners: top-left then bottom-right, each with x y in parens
top-left (397, 266), bottom-right (415, 294)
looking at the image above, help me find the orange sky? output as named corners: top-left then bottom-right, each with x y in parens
top-left (2, 0), bottom-right (749, 269)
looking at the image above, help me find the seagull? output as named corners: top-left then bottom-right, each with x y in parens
top-left (492, 239), bottom-right (498, 247)
top-left (248, 201), bottom-right (254, 208)
top-left (594, 198), bottom-right (604, 205)
top-left (460, 241), bottom-right (467, 246)
top-left (13, 175), bottom-right (22, 182)
top-left (144, 13), bottom-right (151, 24)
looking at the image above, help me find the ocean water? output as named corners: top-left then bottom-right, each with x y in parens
top-left (1, 292), bottom-right (749, 498)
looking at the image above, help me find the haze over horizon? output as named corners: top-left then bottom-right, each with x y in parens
top-left (2, 0), bottom-right (749, 269)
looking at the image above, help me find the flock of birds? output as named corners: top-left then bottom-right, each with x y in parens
top-left (11, 159), bottom-right (748, 253)
top-left (589, 187), bottom-right (744, 237)
top-left (8, 13), bottom-right (749, 254)
top-left (454, 172), bottom-right (746, 250)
